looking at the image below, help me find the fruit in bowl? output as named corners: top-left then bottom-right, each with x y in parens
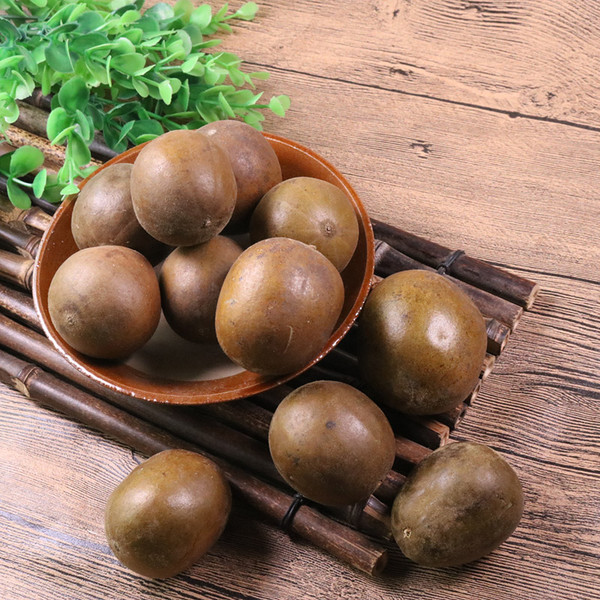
top-left (33, 124), bottom-right (374, 405)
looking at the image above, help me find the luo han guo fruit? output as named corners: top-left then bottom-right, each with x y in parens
top-left (159, 236), bottom-right (243, 342)
top-left (198, 119), bottom-right (282, 229)
top-left (131, 130), bottom-right (237, 246)
top-left (47, 246), bottom-right (161, 360)
top-left (391, 442), bottom-right (524, 567)
top-left (249, 176), bottom-right (359, 272)
top-left (358, 270), bottom-right (487, 415)
top-left (70, 163), bottom-right (168, 265)
top-left (215, 237), bottom-right (344, 376)
top-left (105, 449), bottom-right (231, 579)
top-left (268, 380), bottom-right (396, 506)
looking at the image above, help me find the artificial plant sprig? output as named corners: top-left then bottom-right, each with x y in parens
top-left (0, 0), bottom-right (290, 208)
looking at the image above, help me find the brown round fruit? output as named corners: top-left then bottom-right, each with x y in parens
top-left (215, 237), bottom-right (344, 375)
top-left (268, 381), bottom-right (396, 506)
top-left (47, 246), bottom-right (161, 360)
top-left (358, 270), bottom-right (487, 415)
top-left (131, 130), bottom-right (237, 246)
top-left (159, 236), bottom-right (243, 342)
top-left (71, 163), bottom-right (169, 265)
top-left (198, 120), bottom-right (282, 229)
top-left (391, 442), bottom-right (524, 567)
top-left (249, 176), bottom-right (359, 272)
top-left (105, 449), bottom-right (231, 579)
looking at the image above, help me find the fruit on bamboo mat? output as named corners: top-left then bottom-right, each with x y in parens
top-left (130, 130), bottom-right (237, 246)
top-left (159, 236), bottom-right (243, 343)
top-left (268, 381), bottom-right (396, 506)
top-left (357, 270), bottom-right (487, 415)
top-left (198, 120), bottom-right (283, 229)
top-left (390, 442), bottom-right (523, 567)
top-left (250, 176), bottom-right (360, 272)
top-left (47, 246), bottom-right (161, 360)
top-left (70, 163), bottom-right (169, 265)
top-left (215, 238), bottom-right (345, 375)
top-left (105, 449), bottom-right (231, 579)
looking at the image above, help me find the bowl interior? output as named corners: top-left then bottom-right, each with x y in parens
top-left (33, 133), bottom-right (374, 404)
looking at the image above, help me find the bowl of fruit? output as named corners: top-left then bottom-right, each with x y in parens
top-left (33, 122), bottom-right (375, 404)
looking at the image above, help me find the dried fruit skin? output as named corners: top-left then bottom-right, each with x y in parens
top-left (391, 441), bottom-right (524, 567)
top-left (105, 449), bottom-right (231, 579)
top-left (358, 270), bottom-right (487, 415)
top-left (269, 380), bottom-right (396, 506)
top-left (48, 246), bottom-right (161, 360)
top-left (131, 130), bottom-right (237, 247)
top-left (215, 238), bottom-right (344, 376)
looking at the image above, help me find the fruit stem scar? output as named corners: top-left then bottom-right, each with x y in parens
top-left (403, 528), bottom-right (412, 538)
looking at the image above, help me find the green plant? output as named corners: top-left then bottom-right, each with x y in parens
top-left (0, 0), bottom-right (290, 207)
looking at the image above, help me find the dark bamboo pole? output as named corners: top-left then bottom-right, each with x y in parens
top-left (0, 348), bottom-right (388, 576)
top-left (373, 240), bottom-right (523, 331)
top-left (0, 221), bottom-right (41, 258)
top-left (372, 219), bottom-right (540, 309)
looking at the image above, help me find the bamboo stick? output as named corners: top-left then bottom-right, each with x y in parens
top-left (16, 100), bottom-right (117, 162)
top-left (0, 249), bottom-right (34, 290)
top-left (374, 240), bottom-right (523, 331)
top-left (0, 221), bottom-right (41, 258)
top-left (372, 219), bottom-right (540, 309)
top-left (0, 348), bottom-right (388, 575)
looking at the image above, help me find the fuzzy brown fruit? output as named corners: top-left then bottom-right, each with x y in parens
top-left (105, 449), bottom-right (231, 579)
top-left (198, 120), bottom-right (282, 229)
top-left (215, 238), bottom-right (344, 376)
top-left (268, 381), bottom-right (396, 506)
top-left (358, 270), bottom-right (487, 415)
top-left (71, 163), bottom-right (169, 265)
top-left (159, 236), bottom-right (243, 342)
top-left (391, 442), bottom-right (524, 567)
top-left (47, 246), bottom-right (161, 360)
top-left (130, 130), bottom-right (237, 246)
top-left (249, 176), bottom-right (359, 272)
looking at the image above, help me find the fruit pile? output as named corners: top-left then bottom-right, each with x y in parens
top-left (46, 122), bottom-right (523, 579)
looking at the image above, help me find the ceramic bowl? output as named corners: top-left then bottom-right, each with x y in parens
top-left (33, 133), bottom-right (374, 405)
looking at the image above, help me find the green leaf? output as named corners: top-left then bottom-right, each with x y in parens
top-left (115, 120), bottom-right (135, 145)
top-left (58, 76), bottom-right (89, 112)
top-left (75, 109), bottom-right (93, 141)
top-left (0, 18), bottom-right (20, 44)
top-left (111, 53), bottom-right (146, 75)
top-left (69, 131), bottom-right (92, 166)
top-left (76, 10), bottom-right (105, 33)
top-left (46, 107), bottom-right (73, 141)
top-left (84, 56), bottom-right (110, 85)
top-left (181, 54), bottom-right (199, 73)
top-left (50, 124), bottom-right (77, 146)
top-left (158, 79), bottom-right (173, 104)
top-left (112, 37), bottom-right (137, 56)
top-left (217, 91), bottom-right (236, 118)
top-left (269, 95), bottom-right (291, 116)
top-left (233, 2), bottom-right (258, 21)
top-left (0, 98), bottom-right (19, 124)
top-left (71, 33), bottom-right (108, 54)
top-left (59, 182), bottom-right (80, 196)
top-left (13, 72), bottom-right (35, 100)
top-left (145, 3), bottom-right (174, 22)
top-left (9, 146), bottom-right (45, 178)
top-left (0, 55), bottom-right (24, 71)
top-left (45, 44), bottom-right (74, 73)
top-left (32, 169), bottom-right (48, 198)
top-left (190, 5), bottom-right (212, 29)
top-left (129, 118), bottom-right (164, 140)
top-left (119, 9), bottom-right (141, 26)
top-left (6, 178), bottom-right (31, 209)
top-left (121, 27), bottom-right (143, 45)
top-left (132, 78), bottom-right (149, 97)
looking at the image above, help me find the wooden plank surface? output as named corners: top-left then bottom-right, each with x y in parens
top-left (1, 1), bottom-right (599, 599)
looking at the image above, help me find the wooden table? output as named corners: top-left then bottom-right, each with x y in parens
top-left (1, 1), bottom-right (599, 599)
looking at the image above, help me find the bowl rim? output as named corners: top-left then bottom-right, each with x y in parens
top-left (32, 131), bottom-right (375, 405)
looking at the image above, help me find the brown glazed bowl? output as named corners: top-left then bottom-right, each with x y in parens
top-left (33, 133), bottom-right (375, 405)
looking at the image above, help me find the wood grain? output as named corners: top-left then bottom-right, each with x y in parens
top-left (2, 1), bottom-right (599, 599)
top-left (214, 0), bottom-right (600, 129)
